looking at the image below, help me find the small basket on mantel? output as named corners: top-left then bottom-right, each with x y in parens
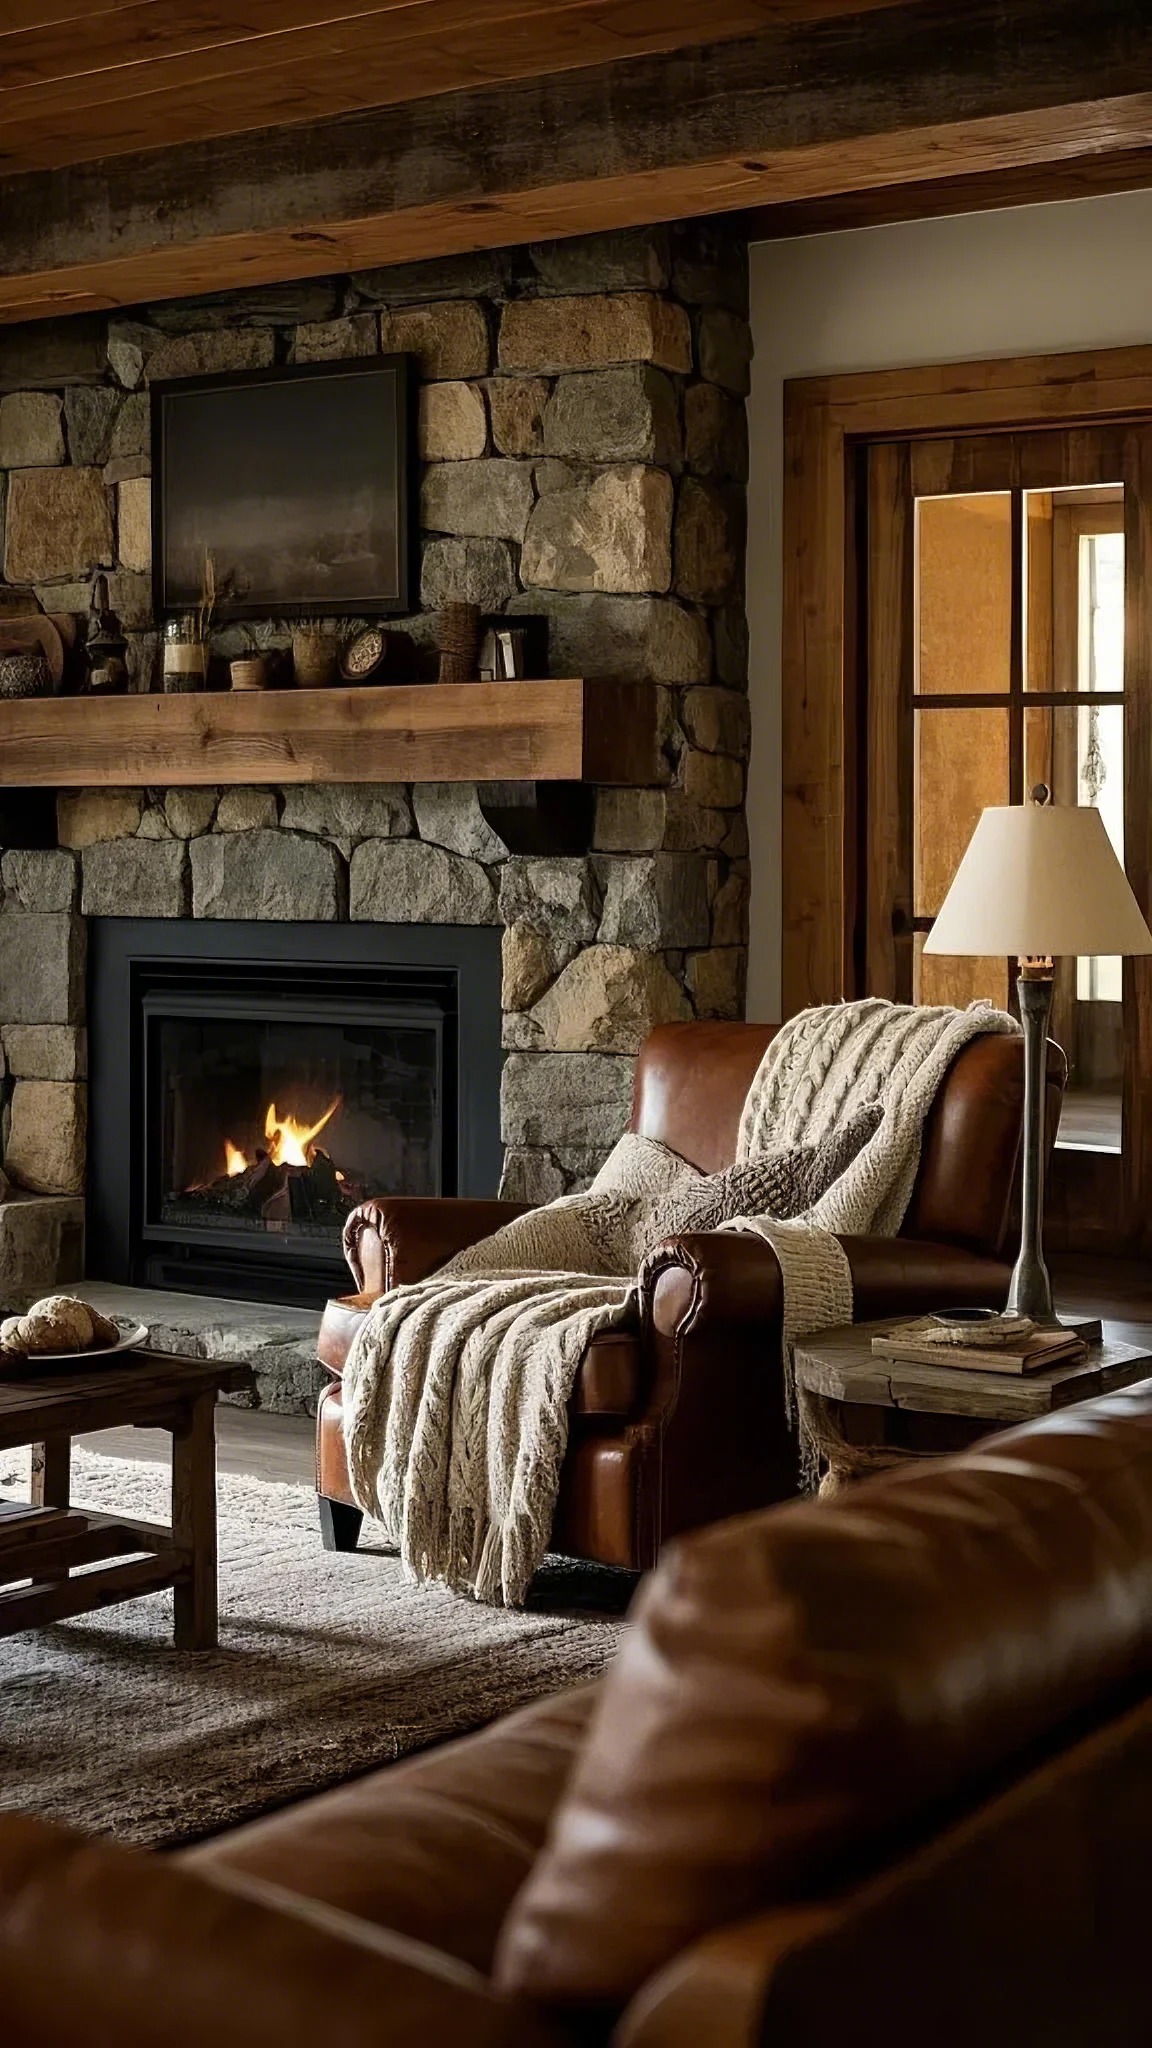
top-left (292, 623), bottom-right (340, 688)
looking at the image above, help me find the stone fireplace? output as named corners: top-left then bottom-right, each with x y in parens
top-left (85, 917), bottom-right (502, 1307)
top-left (0, 219), bottom-right (752, 1406)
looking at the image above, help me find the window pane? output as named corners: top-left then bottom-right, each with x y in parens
top-left (914, 707), bottom-right (1010, 919)
top-left (1081, 531), bottom-right (1125, 694)
top-left (916, 493), bottom-right (1012, 695)
top-left (1023, 484), bottom-right (1124, 692)
top-left (914, 938), bottom-right (1009, 1012)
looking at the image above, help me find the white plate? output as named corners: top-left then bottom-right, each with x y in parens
top-left (0, 1321), bottom-right (150, 1374)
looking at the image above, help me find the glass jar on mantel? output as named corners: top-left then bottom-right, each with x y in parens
top-left (162, 616), bottom-right (207, 693)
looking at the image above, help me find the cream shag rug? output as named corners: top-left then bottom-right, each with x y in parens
top-left (0, 1447), bottom-right (628, 1849)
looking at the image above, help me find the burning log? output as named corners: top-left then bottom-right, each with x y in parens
top-left (195, 1149), bottom-right (286, 1214)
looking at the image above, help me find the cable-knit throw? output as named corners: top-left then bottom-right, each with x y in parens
top-left (727, 998), bottom-right (1019, 1476)
top-left (342, 999), bottom-right (1016, 1604)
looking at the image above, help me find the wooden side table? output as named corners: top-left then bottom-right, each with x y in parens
top-left (792, 1320), bottom-right (1152, 1493)
top-left (0, 1350), bottom-right (255, 1648)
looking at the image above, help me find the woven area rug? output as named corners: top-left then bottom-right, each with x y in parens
top-left (0, 1446), bottom-right (629, 1849)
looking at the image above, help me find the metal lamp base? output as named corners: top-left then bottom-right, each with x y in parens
top-left (1005, 965), bottom-right (1057, 1328)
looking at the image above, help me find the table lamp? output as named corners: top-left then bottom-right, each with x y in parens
top-left (923, 786), bottom-right (1152, 1325)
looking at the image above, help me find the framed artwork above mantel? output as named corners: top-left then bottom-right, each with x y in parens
top-left (150, 355), bottom-right (416, 621)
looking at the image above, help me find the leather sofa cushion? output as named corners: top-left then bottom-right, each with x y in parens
top-left (184, 1688), bottom-right (599, 1977)
top-left (495, 1385), bottom-right (1152, 2009)
top-left (320, 1296), bottom-right (639, 1418)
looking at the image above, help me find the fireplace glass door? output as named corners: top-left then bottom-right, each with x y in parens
top-left (150, 1001), bottom-right (442, 1256)
top-left (86, 921), bottom-right (503, 1308)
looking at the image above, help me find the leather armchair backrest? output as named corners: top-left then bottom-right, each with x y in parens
top-left (630, 1021), bottom-right (1064, 1256)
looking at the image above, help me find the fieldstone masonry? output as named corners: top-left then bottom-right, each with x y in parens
top-left (0, 223), bottom-right (752, 1400)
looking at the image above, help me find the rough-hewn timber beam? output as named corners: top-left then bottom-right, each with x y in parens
top-left (1, 0), bottom-right (1151, 321)
top-left (740, 145), bottom-right (1152, 242)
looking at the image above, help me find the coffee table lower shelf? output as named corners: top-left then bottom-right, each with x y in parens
top-left (0, 1350), bottom-right (256, 1648)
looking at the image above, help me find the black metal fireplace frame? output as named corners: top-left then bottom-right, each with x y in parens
top-left (87, 919), bottom-right (503, 1307)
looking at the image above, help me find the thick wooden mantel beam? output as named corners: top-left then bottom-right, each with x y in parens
top-left (2, 0), bottom-right (1152, 321)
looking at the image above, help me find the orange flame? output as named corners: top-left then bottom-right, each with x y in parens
top-left (263, 1096), bottom-right (341, 1168)
top-left (219, 1097), bottom-right (342, 1177)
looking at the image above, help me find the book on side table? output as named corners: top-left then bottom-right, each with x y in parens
top-left (870, 1322), bottom-right (1096, 1376)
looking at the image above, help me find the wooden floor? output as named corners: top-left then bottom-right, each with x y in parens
top-left (1049, 1252), bottom-right (1152, 1352)
top-left (69, 1252), bottom-right (1152, 1488)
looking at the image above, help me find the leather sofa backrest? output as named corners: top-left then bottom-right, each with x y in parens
top-left (495, 1384), bottom-right (1152, 2011)
top-left (630, 1021), bottom-right (1063, 1255)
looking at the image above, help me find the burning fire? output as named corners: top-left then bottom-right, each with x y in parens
top-left (223, 1096), bottom-right (342, 1176)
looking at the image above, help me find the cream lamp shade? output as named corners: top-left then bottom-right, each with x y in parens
top-left (923, 801), bottom-right (1152, 960)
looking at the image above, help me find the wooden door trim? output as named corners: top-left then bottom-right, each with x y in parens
top-left (783, 342), bottom-right (1152, 1014)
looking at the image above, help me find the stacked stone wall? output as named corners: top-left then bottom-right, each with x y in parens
top-left (0, 222), bottom-right (752, 1318)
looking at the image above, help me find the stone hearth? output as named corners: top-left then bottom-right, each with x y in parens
top-left (0, 222), bottom-right (752, 1408)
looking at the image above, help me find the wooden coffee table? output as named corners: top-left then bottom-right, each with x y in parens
top-left (792, 1318), bottom-right (1152, 1492)
top-left (0, 1349), bottom-right (255, 1648)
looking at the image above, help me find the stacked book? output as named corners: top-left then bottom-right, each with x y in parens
top-left (871, 1323), bottom-right (1090, 1376)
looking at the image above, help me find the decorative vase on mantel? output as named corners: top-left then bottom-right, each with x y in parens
top-left (162, 615), bottom-right (207, 694)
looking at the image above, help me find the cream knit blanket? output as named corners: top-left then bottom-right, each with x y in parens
top-left (342, 999), bottom-right (1016, 1604)
top-left (728, 998), bottom-right (1019, 1471)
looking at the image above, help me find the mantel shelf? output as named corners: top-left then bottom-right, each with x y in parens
top-left (0, 679), bottom-right (660, 790)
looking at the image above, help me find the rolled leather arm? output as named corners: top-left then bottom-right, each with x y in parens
top-left (641, 1229), bottom-right (1011, 1336)
top-left (343, 1197), bottom-right (532, 1294)
top-left (637, 1232), bottom-right (797, 1544)
top-left (0, 1814), bottom-right (553, 2048)
top-left (635, 1231), bottom-right (1012, 1549)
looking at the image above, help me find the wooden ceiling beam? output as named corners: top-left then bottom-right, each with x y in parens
top-left (1, 0), bottom-right (1151, 323)
top-left (0, 1), bottom-right (904, 174)
top-left (742, 141), bottom-right (1152, 240)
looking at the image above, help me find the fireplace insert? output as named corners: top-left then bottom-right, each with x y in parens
top-left (87, 921), bottom-right (502, 1307)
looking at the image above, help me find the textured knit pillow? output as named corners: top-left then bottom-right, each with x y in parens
top-left (634, 1100), bottom-right (882, 1262)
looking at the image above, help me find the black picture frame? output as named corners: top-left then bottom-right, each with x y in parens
top-left (151, 355), bottom-right (416, 621)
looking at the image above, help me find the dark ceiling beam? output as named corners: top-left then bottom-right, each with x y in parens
top-left (742, 141), bottom-right (1152, 240)
top-left (1, 0), bottom-right (1151, 321)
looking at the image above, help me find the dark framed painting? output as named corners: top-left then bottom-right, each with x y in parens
top-left (151, 355), bottom-right (416, 620)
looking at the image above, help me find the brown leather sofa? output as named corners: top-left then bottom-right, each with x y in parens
top-left (316, 1020), bottom-right (1065, 1565)
top-left (1, 1385), bottom-right (1149, 2047)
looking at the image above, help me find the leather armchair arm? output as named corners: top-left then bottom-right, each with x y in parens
top-left (633, 1230), bottom-right (1011, 1557)
top-left (641, 1230), bottom-right (1011, 1334)
top-left (0, 1814), bottom-right (556, 2048)
top-left (343, 1197), bottom-right (532, 1294)
top-left (843, 1236), bottom-right (1012, 1318)
top-left (637, 1232), bottom-right (797, 1552)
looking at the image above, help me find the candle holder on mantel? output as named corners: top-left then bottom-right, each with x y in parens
top-left (83, 576), bottom-right (129, 695)
top-left (162, 615), bottom-right (207, 694)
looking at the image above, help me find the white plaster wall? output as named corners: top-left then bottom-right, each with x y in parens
top-left (747, 187), bottom-right (1152, 1021)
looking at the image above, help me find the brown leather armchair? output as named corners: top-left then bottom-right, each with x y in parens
top-left (315, 1020), bottom-right (1066, 1568)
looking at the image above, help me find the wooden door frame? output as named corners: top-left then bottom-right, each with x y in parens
top-left (782, 342), bottom-right (1152, 1015)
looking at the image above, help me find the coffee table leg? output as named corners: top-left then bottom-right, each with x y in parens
top-left (29, 1435), bottom-right (72, 1584)
top-left (31, 1435), bottom-right (70, 1509)
top-left (172, 1392), bottom-right (218, 1651)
